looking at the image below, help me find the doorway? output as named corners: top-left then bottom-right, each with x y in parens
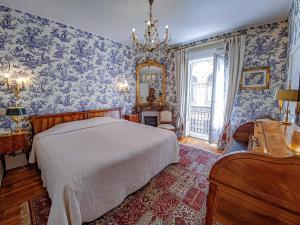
top-left (185, 47), bottom-right (225, 143)
top-left (188, 57), bottom-right (213, 140)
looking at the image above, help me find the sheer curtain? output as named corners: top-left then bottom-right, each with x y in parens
top-left (175, 49), bottom-right (188, 137)
top-left (209, 53), bottom-right (225, 144)
top-left (217, 35), bottom-right (246, 149)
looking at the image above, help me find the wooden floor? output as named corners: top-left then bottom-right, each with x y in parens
top-left (179, 136), bottom-right (222, 154)
top-left (0, 166), bottom-right (47, 225)
top-left (0, 137), bottom-right (219, 225)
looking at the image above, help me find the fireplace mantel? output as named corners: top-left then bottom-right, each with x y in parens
top-left (134, 103), bottom-right (166, 113)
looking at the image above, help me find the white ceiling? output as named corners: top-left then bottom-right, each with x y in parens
top-left (0, 0), bottom-right (292, 46)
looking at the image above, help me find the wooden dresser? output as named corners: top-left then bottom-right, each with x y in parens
top-left (0, 132), bottom-right (30, 172)
top-left (206, 121), bottom-right (300, 225)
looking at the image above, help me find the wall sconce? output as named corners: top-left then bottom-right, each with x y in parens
top-left (4, 75), bottom-right (27, 103)
top-left (117, 78), bottom-right (129, 93)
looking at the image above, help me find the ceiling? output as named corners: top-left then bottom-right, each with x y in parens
top-left (0, 0), bottom-right (292, 46)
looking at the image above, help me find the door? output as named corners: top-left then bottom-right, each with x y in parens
top-left (188, 56), bottom-right (214, 140)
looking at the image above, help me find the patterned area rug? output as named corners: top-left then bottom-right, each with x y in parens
top-left (26, 144), bottom-right (219, 225)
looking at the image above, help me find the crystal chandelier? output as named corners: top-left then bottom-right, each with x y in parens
top-left (132, 0), bottom-right (170, 52)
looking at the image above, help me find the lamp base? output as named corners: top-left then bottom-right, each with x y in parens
top-left (12, 116), bottom-right (23, 133)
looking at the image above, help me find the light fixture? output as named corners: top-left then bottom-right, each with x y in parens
top-left (4, 75), bottom-right (27, 102)
top-left (131, 0), bottom-right (170, 52)
top-left (275, 88), bottom-right (300, 125)
top-left (117, 77), bottom-right (129, 93)
top-left (5, 106), bottom-right (27, 132)
top-left (0, 57), bottom-right (28, 103)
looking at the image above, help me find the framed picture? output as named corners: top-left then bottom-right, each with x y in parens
top-left (240, 67), bottom-right (270, 90)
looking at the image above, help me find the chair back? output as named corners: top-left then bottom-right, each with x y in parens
top-left (160, 111), bottom-right (172, 124)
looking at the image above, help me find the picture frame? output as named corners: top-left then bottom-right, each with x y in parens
top-left (240, 67), bottom-right (270, 90)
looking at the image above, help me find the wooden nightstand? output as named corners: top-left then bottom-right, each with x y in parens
top-left (0, 132), bottom-right (30, 172)
top-left (124, 114), bottom-right (139, 123)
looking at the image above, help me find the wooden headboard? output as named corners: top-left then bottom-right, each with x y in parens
top-left (30, 108), bottom-right (121, 135)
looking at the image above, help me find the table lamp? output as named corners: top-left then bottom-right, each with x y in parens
top-left (5, 106), bottom-right (27, 132)
top-left (274, 89), bottom-right (300, 125)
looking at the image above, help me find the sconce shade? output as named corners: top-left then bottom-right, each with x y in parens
top-left (5, 107), bottom-right (27, 116)
top-left (274, 89), bottom-right (300, 102)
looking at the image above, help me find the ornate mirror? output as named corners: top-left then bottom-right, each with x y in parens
top-left (136, 60), bottom-right (166, 106)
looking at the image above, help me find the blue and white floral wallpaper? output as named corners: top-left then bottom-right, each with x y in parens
top-left (173, 20), bottom-right (289, 129)
top-left (0, 5), bottom-right (136, 129)
top-left (0, 3), bottom-right (292, 132)
top-left (232, 21), bottom-right (289, 128)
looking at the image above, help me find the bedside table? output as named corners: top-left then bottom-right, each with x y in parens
top-left (124, 114), bottom-right (139, 123)
top-left (0, 132), bottom-right (30, 172)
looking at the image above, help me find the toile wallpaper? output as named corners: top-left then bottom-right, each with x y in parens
top-left (232, 21), bottom-right (289, 128)
top-left (173, 20), bottom-right (289, 129)
top-left (0, 4), bottom-right (292, 132)
top-left (0, 5), bottom-right (136, 129)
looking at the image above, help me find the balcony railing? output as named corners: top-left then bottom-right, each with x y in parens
top-left (190, 106), bottom-right (211, 137)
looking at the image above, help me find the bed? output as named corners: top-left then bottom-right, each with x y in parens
top-left (29, 108), bottom-right (179, 225)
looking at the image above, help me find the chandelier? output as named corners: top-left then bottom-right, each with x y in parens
top-left (132, 0), bottom-right (170, 52)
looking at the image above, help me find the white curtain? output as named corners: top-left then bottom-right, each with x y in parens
top-left (217, 35), bottom-right (246, 149)
top-left (209, 53), bottom-right (225, 144)
top-left (175, 49), bottom-right (188, 137)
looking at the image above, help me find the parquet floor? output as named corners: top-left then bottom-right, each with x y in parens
top-left (178, 137), bottom-right (222, 154)
top-left (0, 137), bottom-right (219, 225)
top-left (0, 166), bottom-right (47, 225)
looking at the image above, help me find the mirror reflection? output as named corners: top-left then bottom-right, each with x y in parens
top-left (139, 66), bottom-right (163, 104)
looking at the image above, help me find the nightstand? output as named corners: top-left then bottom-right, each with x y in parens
top-left (0, 132), bottom-right (30, 172)
top-left (124, 114), bottom-right (140, 123)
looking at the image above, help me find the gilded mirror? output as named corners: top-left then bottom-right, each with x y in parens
top-left (136, 60), bottom-right (166, 106)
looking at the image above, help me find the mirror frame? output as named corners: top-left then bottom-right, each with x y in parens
top-left (136, 59), bottom-right (166, 106)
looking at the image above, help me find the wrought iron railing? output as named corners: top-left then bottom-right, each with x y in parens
top-left (190, 106), bottom-right (211, 135)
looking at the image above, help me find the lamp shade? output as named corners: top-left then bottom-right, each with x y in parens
top-left (5, 107), bottom-right (27, 116)
top-left (274, 89), bottom-right (300, 102)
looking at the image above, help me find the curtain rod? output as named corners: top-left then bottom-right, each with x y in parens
top-left (171, 32), bottom-right (245, 51)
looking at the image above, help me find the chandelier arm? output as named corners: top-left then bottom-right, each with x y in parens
top-left (133, 33), bottom-right (168, 51)
top-left (132, 0), bottom-right (169, 53)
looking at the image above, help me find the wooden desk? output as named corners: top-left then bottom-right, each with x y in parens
top-left (206, 121), bottom-right (300, 225)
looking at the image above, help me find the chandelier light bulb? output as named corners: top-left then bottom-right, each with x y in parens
top-left (147, 21), bottom-right (151, 26)
top-left (165, 25), bottom-right (169, 29)
top-left (132, 27), bottom-right (135, 33)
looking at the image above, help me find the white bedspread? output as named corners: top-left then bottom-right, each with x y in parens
top-left (29, 117), bottom-right (179, 225)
